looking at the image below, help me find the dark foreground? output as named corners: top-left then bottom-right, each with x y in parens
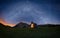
top-left (0, 25), bottom-right (60, 38)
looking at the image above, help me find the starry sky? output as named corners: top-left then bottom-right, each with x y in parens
top-left (0, 0), bottom-right (60, 26)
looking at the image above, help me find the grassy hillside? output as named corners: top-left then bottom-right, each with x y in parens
top-left (0, 26), bottom-right (60, 38)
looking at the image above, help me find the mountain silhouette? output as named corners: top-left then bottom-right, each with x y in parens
top-left (0, 23), bottom-right (6, 30)
top-left (38, 24), bottom-right (60, 27)
top-left (0, 23), bottom-right (5, 27)
top-left (0, 23), bottom-right (11, 30)
top-left (14, 22), bottom-right (29, 28)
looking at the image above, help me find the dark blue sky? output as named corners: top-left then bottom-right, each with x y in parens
top-left (0, 0), bottom-right (60, 24)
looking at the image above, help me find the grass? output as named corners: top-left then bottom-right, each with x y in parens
top-left (0, 27), bottom-right (60, 38)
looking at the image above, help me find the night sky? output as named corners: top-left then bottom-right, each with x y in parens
top-left (0, 0), bottom-right (60, 26)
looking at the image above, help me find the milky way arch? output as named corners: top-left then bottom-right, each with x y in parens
top-left (2, 1), bottom-right (59, 24)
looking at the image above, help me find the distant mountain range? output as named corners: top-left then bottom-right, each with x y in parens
top-left (14, 22), bottom-right (29, 28)
top-left (0, 23), bottom-right (5, 28)
top-left (0, 22), bottom-right (60, 29)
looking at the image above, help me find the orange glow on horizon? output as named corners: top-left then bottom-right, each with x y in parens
top-left (0, 18), bottom-right (16, 27)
